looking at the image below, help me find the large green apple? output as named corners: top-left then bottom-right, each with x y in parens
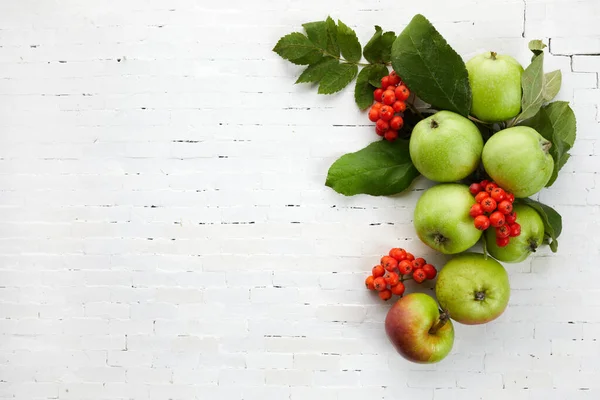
top-left (435, 253), bottom-right (510, 325)
top-left (466, 52), bottom-right (523, 122)
top-left (486, 203), bottom-right (545, 263)
top-left (482, 126), bottom-right (554, 198)
top-left (409, 111), bottom-right (483, 182)
top-left (385, 293), bottom-right (454, 364)
top-left (413, 184), bottom-right (482, 254)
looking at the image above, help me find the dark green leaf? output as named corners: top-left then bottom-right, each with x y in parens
top-left (325, 139), bottom-right (420, 196)
top-left (273, 32), bottom-right (321, 64)
top-left (516, 52), bottom-right (545, 123)
top-left (325, 17), bottom-right (339, 56)
top-left (337, 20), bottom-right (362, 63)
top-left (518, 198), bottom-right (562, 252)
top-left (303, 21), bottom-right (328, 49)
top-left (363, 25), bottom-right (396, 64)
top-left (391, 14), bottom-right (471, 116)
top-left (296, 57), bottom-right (339, 84)
top-left (528, 39), bottom-right (547, 58)
top-left (543, 70), bottom-right (562, 102)
top-left (318, 63), bottom-right (358, 94)
top-left (354, 64), bottom-right (388, 109)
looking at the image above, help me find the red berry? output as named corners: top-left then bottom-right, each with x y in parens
top-left (388, 71), bottom-right (401, 86)
top-left (365, 275), bottom-right (375, 290)
top-left (422, 264), bottom-right (437, 280)
top-left (413, 269), bottom-right (427, 283)
top-left (475, 192), bottom-right (489, 203)
top-left (384, 271), bottom-right (400, 286)
top-left (469, 203), bottom-right (484, 218)
top-left (496, 236), bottom-right (510, 247)
top-left (380, 76), bottom-right (390, 89)
top-left (496, 224), bottom-right (510, 238)
top-left (392, 101), bottom-right (406, 113)
top-left (481, 197), bottom-right (497, 213)
top-left (389, 248), bottom-right (407, 261)
top-left (490, 188), bottom-right (506, 202)
top-left (480, 180), bottom-right (490, 188)
top-left (395, 85), bottom-right (410, 101)
top-left (382, 90), bottom-right (396, 105)
top-left (509, 223), bottom-right (521, 237)
top-left (485, 182), bottom-right (498, 193)
top-left (375, 126), bottom-right (385, 137)
top-left (497, 200), bottom-right (513, 215)
top-left (379, 289), bottom-right (393, 301)
top-left (405, 252), bottom-right (415, 262)
top-left (390, 281), bottom-right (405, 296)
top-left (384, 130), bottom-right (398, 142)
top-left (505, 211), bottom-right (517, 225)
top-left (474, 215), bottom-right (490, 230)
top-left (506, 193), bottom-right (515, 203)
top-left (390, 115), bottom-right (404, 131)
top-left (373, 277), bottom-right (387, 291)
top-left (380, 105), bottom-right (394, 121)
top-left (376, 119), bottom-right (389, 133)
top-left (412, 257), bottom-right (426, 270)
top-left (372, 265), bottom-right (385, 278)
top-left (372, 102), bottom-right (383, 110)
top-left (373, 88), bottom-right (384, 102)
top-left (381, 255), bottom-right (398, 272)
top-left (469, 183), bottom-right (482, 195)
top-left (368, 107), bottom-right (380, 122)
top-left (398, 260), bottom-right (413, 275)
top-left (386, 85), bottom-right (396, 91)
top-left (489, 211), bottom-right (505, 228)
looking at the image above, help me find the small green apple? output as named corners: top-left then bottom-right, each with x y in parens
top-left (435, 252), bottom-right (510, 325)
top-left (486, 204), bottom-right (545, 263)
top-left (466, 52), bottom-right (524, 122)
top-left (482, 126), bottom-right (554, 198)
top-left (385, 293), bottom-right (454, 364)
top-left (413, 184), bottom-right (482, 254)
top-left (409, 111), bottom-right (483, 182)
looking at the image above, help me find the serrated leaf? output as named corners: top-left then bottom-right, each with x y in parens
top-left (325, 17), bottom-right (339, 56)
top-left (518, 198), bottom-right (562, 252)
top-left (354, 64), bottom-right (388, 109)
top-left (295, 57), bottom-right (339, 84)
top-left (528, 39), bottom-right (547, 58)
top-left (363, 25), bottom-right (396, 64)
top-left (318, 63), bottom-right (358, 94)
top-left (391, 14), bottom-right (471, 116)
top-left (325, 140), bottom-right (420, 196)
top-left (337, 20), bottom-right (362, 63)
top-left (543, 70), bottom-right (562, 101)
top-left (273, 32), bottom-right (320, 64)
top-left (516, 52), bottom-right (545, 123)
top-left (303, 21), bottom-right (328, 49)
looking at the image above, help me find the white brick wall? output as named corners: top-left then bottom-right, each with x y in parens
top-left (0, 0), bottom-right (598, 399)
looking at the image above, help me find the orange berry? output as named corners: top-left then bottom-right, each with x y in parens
top-left (381, 255), bottom-right (398, 272)
top-left (412, 257), bottom-right (426, 269)
top-left (372, 265), bottom-right (385, 278)
top-left (422, 264), bottom-right (437, 280)
top-left (384, 271), bottom-right (399, 286)
top-left (389, 248), bottom-right (407, 261)
top-left (398, 260), bottom-right (413, 275)
top-left (373, 277), bottom-right (387, 292)
top-left (390, 281), bottom-right (405, 296)
top-left (378, 289), bottom-right (392, 301)
top-left (365, 275), bottom-right (375, 290)
top-left (405, 252), bottom-right (415, 262)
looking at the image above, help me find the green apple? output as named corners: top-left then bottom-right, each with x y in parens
top-left (482, 126), bottom-right (554, 198)
top-left (409, 111), bottom-right (484, 182)
top-left (486, 204), bottom-right (545, 263)
top-left (385, 293), bottom-right (454, 364)
top-left (435, 253), bottom-right (510, 325)
top-left (466, 52), bottom-right (524, 122)
top-left (413, 183), bottom-right (482, 254)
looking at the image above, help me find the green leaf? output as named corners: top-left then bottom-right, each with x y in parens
top-left (325, 139), bottom-right (420, 196)
top-left (303, 21), bottom-right (328, 49)
top-left (363, 25), bottom-right (396, 64)
top-left (337, 20), bottom-right (362, 63)
top-left (543, 70), bottom-right (562, 102)
top-left (325, 17), bottom-right (339, 56)
top-left (354, 64), bottom-right (388, 109)
top-left (518, 198), bottom-right (562, 252)
top-left (296, 57), bottom-right (339, 84)
top-left (391, 14), bottom-right (472, 116)
top-left (273, 32), bottom-right (321, 64)
top-left (318, 63), bottom-right (358, 94)
top-left (528, 39), bottom-right (547, 58)
top-left (517, 52), bottom-right (545, 123)
top-left (522, 101), bottom-right (576, 186)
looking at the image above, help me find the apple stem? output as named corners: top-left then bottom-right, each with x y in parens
top-left (490, 51), bottom-right (497, 60)
top-left (429, 310), bottom-right (450, 335)
top-left (542, 140), bottom-right (552, 153)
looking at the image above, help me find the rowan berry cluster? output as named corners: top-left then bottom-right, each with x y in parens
top-left (368, 71), bottom-right (411, 142)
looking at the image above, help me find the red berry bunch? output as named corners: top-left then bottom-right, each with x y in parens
top-left (468, 180), bottom-right (520, 247)
top-left (368, 71), bottom-right (410, 142)
top-left (365, 247), bottom-right (437, 301)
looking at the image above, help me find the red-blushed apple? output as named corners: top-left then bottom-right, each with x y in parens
top-left (385, 293), bottom-right (454, 364)
top-left (435, 253), bottom-right (510, 325)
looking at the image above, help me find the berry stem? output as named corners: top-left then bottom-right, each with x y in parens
top-left (429, 310), bottom-right (450, 335)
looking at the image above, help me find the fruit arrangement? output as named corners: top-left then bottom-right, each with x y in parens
top-left (274, 14), bottom-right (574, 364)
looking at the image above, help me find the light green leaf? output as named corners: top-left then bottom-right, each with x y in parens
top-left (546, 101), bottom-right (576, 147)
top-left (273, 32), bottom-right (321, 65)
top-left (354, 64), bottom-right (388, 109)
top-left (325, 17), bottom-right (339, 56)
top-left (318, 63), bottom-right (358, 94)
top-left (391, 14), bottom-right (471, 116)
top-left (337, 20), bottom-right (362, 63)
top-left (543, 70), bottom-right (562, 102)
top-left (325, 139), bottom-right (420, 196)
top-left (517, 52), bottom-right (545, 123)
top-left (518, 198), bottom-right (562, 252)
top-left (295, 57), bottom-right (339, 84)
top-left (363, 25), bottom-right (396, 64)
top-left (528, 39), bottom-right (547, 58)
